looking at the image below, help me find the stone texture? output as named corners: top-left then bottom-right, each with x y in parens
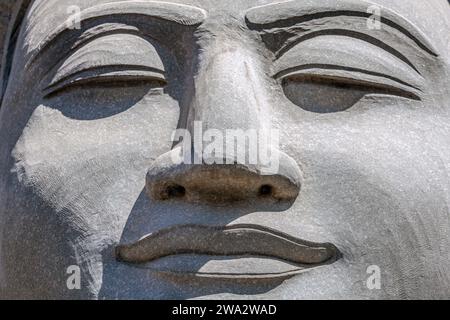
top-left (0, 0), bottom-right (449, 300)
top-left (0, 1), bottom-right (14, 74)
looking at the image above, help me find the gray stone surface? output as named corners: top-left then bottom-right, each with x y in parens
top-left (0, 0), bottom-right (449, 299)
top-left (0, 1), bottom-right (14, 75)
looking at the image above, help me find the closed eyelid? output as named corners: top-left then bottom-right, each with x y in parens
top-left (275, 30), bottom-right (421, 75)
top-left (273, 35), bottom-right (424, 92)
top-left (43, 34), bottom-right (168, 95)
top-left (43, 65), bottom-right (167, 97)
top-left (278, 69), bottom-right (421, 102)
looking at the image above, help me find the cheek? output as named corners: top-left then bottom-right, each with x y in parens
top-left (272, 96), bottom-right (450, 269)
top-left (10, 92), bottom-right (180, 238)
top-left (2, 93), bottom-right (180, 295)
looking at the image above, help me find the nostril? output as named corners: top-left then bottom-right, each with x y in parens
top-left (167, 185), bottom-right (186, 199)
top-left (259, 185), bottom-right (273, 198)
top-left (147, 147), bottom-right (302, 203)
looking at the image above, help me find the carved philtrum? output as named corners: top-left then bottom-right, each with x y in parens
top-left (116, 224), bottom-right (340, 266)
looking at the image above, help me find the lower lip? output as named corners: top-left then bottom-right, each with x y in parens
top-left (122, 254), bottom-right (333, 280)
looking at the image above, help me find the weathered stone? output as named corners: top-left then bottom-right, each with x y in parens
top-left (0, 0), bottom-right (449, 300)
top-left (0, 1), bottom-right (15, 74)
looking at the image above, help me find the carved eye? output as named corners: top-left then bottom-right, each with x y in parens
top-left (43, 34), bottom-right (170, 98)
top-left (280, 73), bottom-right (420, 114)
top-left (43, 66), bottom-right (167, 98)
top-left (42, 66), bottom-right (169, 120)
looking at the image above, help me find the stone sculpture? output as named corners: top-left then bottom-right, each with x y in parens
top-left (0, 0), bottom-right (449, 299)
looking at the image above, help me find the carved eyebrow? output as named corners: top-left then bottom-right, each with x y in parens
top-left (27, 1), bottom-right (207, 68)
top-left (245, 0), bottom-right (438, 57)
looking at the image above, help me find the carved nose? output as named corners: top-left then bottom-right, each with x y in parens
top-left (146, 146), bottom-right (302, 205)
top-left (146, 41), bottom-right (302, 205)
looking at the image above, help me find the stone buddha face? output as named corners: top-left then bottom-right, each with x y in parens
top-left (0, 0), bottom-right (449, 299)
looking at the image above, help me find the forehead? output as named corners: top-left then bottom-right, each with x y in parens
top-left (23, 0), bottom-right (449, 51)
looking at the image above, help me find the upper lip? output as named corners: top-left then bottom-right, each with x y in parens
top-left (115, 224), bottom-right (340, 266)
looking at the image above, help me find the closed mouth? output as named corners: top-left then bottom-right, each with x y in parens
top-left (115, 224), bottom-right (340, 278)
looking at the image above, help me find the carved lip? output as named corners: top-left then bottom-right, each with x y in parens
top-left (115, 224), bottom-right (340, 268)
